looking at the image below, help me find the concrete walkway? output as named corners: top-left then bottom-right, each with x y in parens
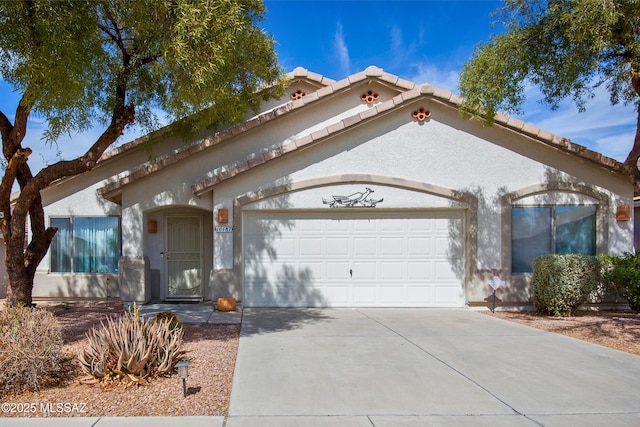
top-left (227, 308), bottom-right (640, 426)
top-left (3, 307), bottom-right (640, 426)
top-left (137, 302), bottom-right (242, 324)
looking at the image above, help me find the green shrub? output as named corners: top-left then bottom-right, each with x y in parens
top-left (599, 252), bottom-right (640, 312)
top-left (0, 305), bottom-right (63, 394)
top-left (78, 313), bottom-right (185, 385)
top-left (532, 254), bottom-right (600, 316)
top-left (153, 311), bottom-right (182, 331)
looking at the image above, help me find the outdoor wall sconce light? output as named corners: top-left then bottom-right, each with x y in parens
top-left (176, 360), bottom-right (191, 398)
top-left (217, 208), bottom-right (229, 224)
top-left (148, 220), bottom-right (158, 234)
top-left (616, 205), bottom-right (631, 222)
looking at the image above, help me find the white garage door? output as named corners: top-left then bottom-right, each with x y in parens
top-left (242, 211), bottom-right (465, 307)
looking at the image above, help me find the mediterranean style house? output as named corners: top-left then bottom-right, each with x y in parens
top-left (0, 66), bottom-right (634, 308)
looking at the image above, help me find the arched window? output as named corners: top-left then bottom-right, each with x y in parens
top-left (511, 205), bottom-right (596, 273)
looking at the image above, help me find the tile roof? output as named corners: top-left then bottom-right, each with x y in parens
top-left (96, 66), bottom-right (625, 202)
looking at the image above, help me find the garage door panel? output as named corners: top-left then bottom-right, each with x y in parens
top-left (299, 237), bottom-right (323, 256)
top-left (324, 285), bottom-right (350, 305)
top-left (380, 262), bottom-right (404, 280)
top-left (380, 237), bottom-right (403, 256)
top-left (435, 285), bottom-right (463, 306)
top-left (407, 261), bottom-right (430, 280)
top-left (435, 261), bottom-right (458, 279)
top-left (353, 219), bottom-right (377, 232)
top-left (407, 217), bottom-right (433, 231)
top-left (407, 286), bottom-right (431, 304)
top-left (301, 262), bottom-right (323, 280)
top-left (354, 238), bottom-right (377, 256)
top-left (353, 285), bottom-right (376, 305)
top-left (352, 261), bottom-right (378, 280)
top-left (435, 237), bottom-right (451, 256)
top-left (326, 220), bottom-right (349, 232)
top-left (380, 218), bottom-right (404, 231)
top-left (408, 237), bottom-right (432, 256)
top-left (273, 237), bottom-right (296, 257)
top-left (326, 237), bottom-right (349, 256)
top-left (434, 218), bottom-right (451, 231)
top-left (298, 220), bottom-right (323, 232)
top-left (380, 286), bottom-right (404, 304)
top-left (243, 211), bottom-right (465, 307)
top-left (326, 261), bottom-right (350, 279)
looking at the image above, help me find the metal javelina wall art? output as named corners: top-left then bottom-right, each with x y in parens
top-left (322, 187), bottom-right (383, 208)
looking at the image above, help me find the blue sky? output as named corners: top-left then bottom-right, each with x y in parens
top-left (0, 0), bottom-right (637, 175)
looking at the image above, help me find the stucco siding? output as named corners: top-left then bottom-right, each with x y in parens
top-left (25, 67), bottom-right (633, 306)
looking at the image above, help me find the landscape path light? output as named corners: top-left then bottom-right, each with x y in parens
top-left (176, 360), bottom-right (191, 398)
top-left (105, 278), bottom-right (111, 303)
top-left (488, 273), bottom-right (505, 313)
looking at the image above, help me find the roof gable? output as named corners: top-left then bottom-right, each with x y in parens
top-left (96, 66), bottom-right (624, 202)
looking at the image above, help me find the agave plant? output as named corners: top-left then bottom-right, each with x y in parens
top-left (78, 311), bottom-right (185, 385)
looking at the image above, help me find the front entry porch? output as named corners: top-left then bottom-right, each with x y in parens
top-left (143, 207), bottom-right (213, 303)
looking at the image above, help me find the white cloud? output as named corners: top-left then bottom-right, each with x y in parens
top-left (333, 23), bottom-right (351, 76)
top-left (388, 25), bottom-right (417, 69)
top-left (519, 84), bottom-right (637, 161)
top-left (523, 85), bottom-right (634, 133)
top-left (407, 63), bottom-right (459, 93)
top-left (594, 131), bottom-right (635, 162)
top-left (390, 25), bottom-right (403, 54)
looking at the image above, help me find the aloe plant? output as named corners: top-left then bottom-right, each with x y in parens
top-left (78, 313), bottom-right (185, 385)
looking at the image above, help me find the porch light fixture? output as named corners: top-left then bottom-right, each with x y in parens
top-left (176, 360), bottom-right (191, 398)
top-left (217, 208), bottom-right (229, 224)
top-left (148, 220), bottom-right (158, 234)
top-left (616, 205), bottom-right (631, 222)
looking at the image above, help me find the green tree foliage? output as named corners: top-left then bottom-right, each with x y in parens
top-left (0, 0), bottom-right (286, 306)
top-left (599, 252), bottom-right (640, 312)
top-left (459, 0), bottom-right (640, 187)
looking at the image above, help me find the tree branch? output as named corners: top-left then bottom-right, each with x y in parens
top-left (14, 100), bottom-right (134, 219)
top-left (623, 74), bottom-right (640, 188)
top-left (2, 92), bottom-right (33, 161)
top-left (97, 4), bottom-right (130, 65)
top-left (134, 54), bottom-right (160, 68)
top-left (0, 110), bottom-right (12, 142)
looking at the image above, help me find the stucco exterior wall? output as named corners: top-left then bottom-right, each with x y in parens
top-left (25, 70), bottom-right (634, 307)
top-left (202, 97), bottom-right (632, 306)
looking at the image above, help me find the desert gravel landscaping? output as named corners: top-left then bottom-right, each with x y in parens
top-left (1, 302), bottom-right (639, 418)
top-left (1, 302), bottom-right (239, 418)
top-left (486, 309), bottom-right (640, 356)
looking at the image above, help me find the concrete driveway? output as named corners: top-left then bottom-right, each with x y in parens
top-left (228, 308), bottom-right (640, 427)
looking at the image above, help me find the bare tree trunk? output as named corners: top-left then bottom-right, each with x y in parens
top-left (623, 77), bottom-right (640, 195)
top-left (1, 97), bottom-right (134, 307)
top-left (3, 154), bottom-right (57, 306)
